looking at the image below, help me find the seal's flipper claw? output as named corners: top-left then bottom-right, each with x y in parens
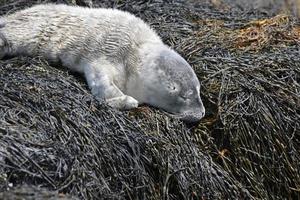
top-left (107, 95), bottom-right (139, 110)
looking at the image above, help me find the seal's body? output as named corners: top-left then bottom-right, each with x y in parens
top-left (0, 4), bottom-right (205, 122)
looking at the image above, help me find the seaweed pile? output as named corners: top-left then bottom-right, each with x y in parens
top-left (0, 0), bottom-right (299, 199)
top-left (0, 57), bottom-right (248, 199)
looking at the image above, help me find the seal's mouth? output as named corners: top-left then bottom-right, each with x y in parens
top-left (162, 110), bottom-right (205, 123)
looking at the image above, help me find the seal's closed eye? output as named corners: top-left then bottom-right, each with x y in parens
top-left (168, 82), bottom-right (180, 93)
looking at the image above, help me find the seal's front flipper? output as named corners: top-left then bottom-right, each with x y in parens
top-left (106, 95), bottom-right (138, 110)
top-left (0, 21), bottom-right (8, 59)
top-left (83, 62), bottom-right (139, 110)
top-left (0, 33), bottom-right (6, 59)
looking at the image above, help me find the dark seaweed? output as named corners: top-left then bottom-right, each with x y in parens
top-left (0, 0), bottom-right (299, 199)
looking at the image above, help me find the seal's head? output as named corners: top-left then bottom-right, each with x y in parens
top-left (134, 45), bottom-right (205, 123)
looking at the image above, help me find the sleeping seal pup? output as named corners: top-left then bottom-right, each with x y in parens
top-left (0, 4), bottom-right (205, 122)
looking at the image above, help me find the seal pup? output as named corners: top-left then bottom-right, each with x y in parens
top-left (0, 4), bottom-right (205, 122)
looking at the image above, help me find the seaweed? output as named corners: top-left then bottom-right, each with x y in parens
top-left (0, 57), bottom-right (248, 199)
top-left (0, 0), bottom-right (299, 199)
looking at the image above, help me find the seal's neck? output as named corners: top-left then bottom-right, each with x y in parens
top-left (125, 42), bottom-right (168, 103)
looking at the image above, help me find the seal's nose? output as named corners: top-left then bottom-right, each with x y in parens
top-left (200, 106), bottom-right (205, 118)
top-left (181, 111), bottom-right (205, 123)
top-left (197, 97), bottom-right (205, 118)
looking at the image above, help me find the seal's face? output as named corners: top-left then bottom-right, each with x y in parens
top-left (139, 49), bottom-right (205, 122)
